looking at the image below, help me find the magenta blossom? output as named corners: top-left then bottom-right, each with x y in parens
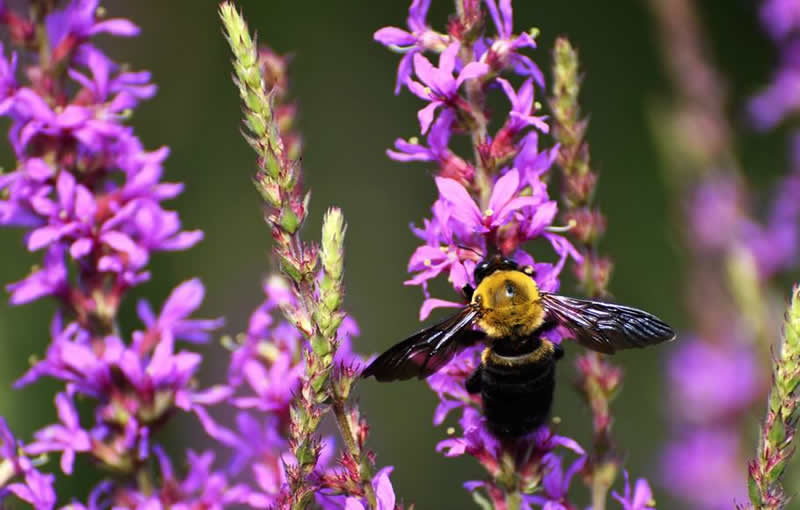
top-left (482, 0), bottom-right (544, 84)
top-left (373, 0), bottom-right (449, 94)
top-left (406, 42), bottom-right (489, 133)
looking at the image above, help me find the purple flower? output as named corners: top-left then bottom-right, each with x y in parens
top-left (526, 454), bottom-right (586, 509)
top-left (373, 0), bottom-right (449, 93)
top-left (46, 0), bottom-right (138, 50)
top-left (406, 42), bottom-right (489, 133)
top-left (135, 278), bottom-right (224, 347)
top-left (343, 467), bottom-right (397, 510)
top-left (144, 447), bottom-right (265, 509)
top-left (497, 77), bottom-right (549, 134)
top-left (6, 244), bottom-right (68, 305)
top-left (482, 0), bottom-right (544, 84)
top-left (0, 418), bottom-right (57, 510)
top-left (437, 169), bottom-right (540, 234)
top-left (4, 470), bottom-right (57, 510)
top-left (26, 171), bottom-right (98, 252)
top-left (427, 346), bottom-right (483, 424)
top-left (26, 393), bottom-right (91, 475)
top-left (611, 471), bottom-right (655, 510)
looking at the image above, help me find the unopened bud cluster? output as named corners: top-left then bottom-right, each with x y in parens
top-left (550, 36), bottom-right (622, 509)
top-left (221, 5), bottom-right (380, 509)
top-left (550, 37), bottom-right (612, 298)
top-left (747, 286), bottom-right (800, 510)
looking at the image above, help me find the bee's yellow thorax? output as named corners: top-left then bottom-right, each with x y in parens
top-left (471, 270), bottom-right (545, 339)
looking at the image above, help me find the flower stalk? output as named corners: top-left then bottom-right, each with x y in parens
top-left (748, 285), bottom-right (800, 510)
top-left (550, 36), bottom-right (619, 510)
top-left (219, 4), bottom-right (377, 508)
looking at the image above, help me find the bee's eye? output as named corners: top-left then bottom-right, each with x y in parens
top-left (505, 283), bottom-right (515, 297)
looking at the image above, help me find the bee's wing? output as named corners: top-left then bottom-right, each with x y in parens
top-left (540, 293), bottom-right (676, 354)
top-left (361, 307), bottom-right (483, 381)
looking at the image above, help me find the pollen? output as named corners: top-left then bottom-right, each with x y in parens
top-left (483, 208), bottom-right (494, 217)
top-left (423, 258), bottom-right (432, 266)
top-left (446, 427), bottom-right (455, 435)
top-left (409, 137), bottom-right (419, 145)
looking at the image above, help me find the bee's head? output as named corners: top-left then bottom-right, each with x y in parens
top-left (471, 267), bottom-right (544, 338)
top-left (473, 253), bottom-right (518, 285)
top-left (472, 269), bottom-right (539, 309)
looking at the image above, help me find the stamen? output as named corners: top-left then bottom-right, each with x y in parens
top-left (545, 219), bottom-right (576, 233)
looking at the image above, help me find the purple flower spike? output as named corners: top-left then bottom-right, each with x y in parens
top-left (406, 42), bottom-right (489, 133)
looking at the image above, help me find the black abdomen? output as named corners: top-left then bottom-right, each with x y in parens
top-left (468, 344), bottom-right (560, 438)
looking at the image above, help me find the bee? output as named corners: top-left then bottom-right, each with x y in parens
top-left (362, 253), bottom-right (676, 438)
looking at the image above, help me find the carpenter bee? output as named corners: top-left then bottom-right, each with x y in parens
top-left (362, 253), bottom-right (676, 438)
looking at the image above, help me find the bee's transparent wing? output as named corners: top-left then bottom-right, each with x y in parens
top-left (541, 293), bottom-right (676, 354)
top-left (362, 307), bottom-right (483, 381)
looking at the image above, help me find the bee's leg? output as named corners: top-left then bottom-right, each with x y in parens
top-left (462, 284), bottom-right (475, 301)
top-left (553, 342), bottom-right (564, 361)
top-left (466, 366), bottom-right (483, 394)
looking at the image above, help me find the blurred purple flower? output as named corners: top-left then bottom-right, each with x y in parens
top-left (749, 43), bottom-right (800, 130)
top-left (667, 338), bottom-right (762, 424)
top-left (689, 171), bottom-right (800, 278)
top-left (662, 428), bottom-right (747, 510)
top-left (760, 0), bottom-right (800, 40)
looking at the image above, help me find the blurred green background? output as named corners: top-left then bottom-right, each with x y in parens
top-left (0, 0), bottom-right (791, 508)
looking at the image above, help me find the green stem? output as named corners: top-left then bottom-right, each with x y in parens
top-left (505, 490), bottom-right (522, 510)
top-left (458, 41), bottom-right (491, 207)
top-left (592, 478), bottom-right (607, 510)
top-left (136, 466), bottom-right (153, 497)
